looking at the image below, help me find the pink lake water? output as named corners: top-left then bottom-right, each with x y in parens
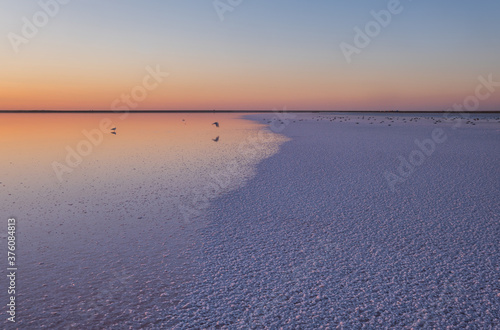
top-left (0, 113), bottom-right (286, 328)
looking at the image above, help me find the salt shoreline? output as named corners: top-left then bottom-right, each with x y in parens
top-left (171, 113), bottom-right (500, 328)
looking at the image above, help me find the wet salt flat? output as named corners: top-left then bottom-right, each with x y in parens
top-left (0, 113), bottom-right (285, 328)
top-left (1, 112), bottom-right (499, 328)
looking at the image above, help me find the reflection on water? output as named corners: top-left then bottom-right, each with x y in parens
top-left (0, 113), bottom-right (286, 328)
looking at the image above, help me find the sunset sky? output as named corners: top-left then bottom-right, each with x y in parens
top-left (1, 0), bottom-right (499, 111)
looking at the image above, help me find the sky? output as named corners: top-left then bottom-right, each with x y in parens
top-left (0, 0), bottom-right (499, 111)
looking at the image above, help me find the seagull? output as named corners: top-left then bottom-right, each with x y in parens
top-left (212, 136), bottom-right (219, 142)
top-left (212, 122), bottom-right (219, 128)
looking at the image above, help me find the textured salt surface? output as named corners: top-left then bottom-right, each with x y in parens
top-left (1, 113), bottom-right (498, 327)
top-left (168, 113), bottom-right (500, 328)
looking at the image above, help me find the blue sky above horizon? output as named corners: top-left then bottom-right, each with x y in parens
top-left (1, 0), bottom-right (499, 110)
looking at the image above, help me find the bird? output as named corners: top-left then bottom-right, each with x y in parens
top-left (111, 127), bottom-right (116, 131)
top-left (111, 131), bottom-right (116, 135)
top-left (212, 136), bottom-right (219, 142)
top-left (212, 122), bottom-right (219, 127)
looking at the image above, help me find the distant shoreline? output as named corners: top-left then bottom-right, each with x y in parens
top-left (1, 110), bottom-right (500, 114)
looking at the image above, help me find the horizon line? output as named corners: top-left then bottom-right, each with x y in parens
top-left (1, 110), bottom-right (500, 114)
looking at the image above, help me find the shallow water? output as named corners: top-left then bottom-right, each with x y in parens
top-left (0, 113), bottom-right (285, 328)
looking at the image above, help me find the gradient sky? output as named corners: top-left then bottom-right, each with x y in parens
top-left (1, 0), bottom-right (499, 111)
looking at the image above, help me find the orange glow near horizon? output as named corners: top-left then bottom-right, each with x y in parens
top-left (1, 35), bottom-right (499, 111)
top-left (3, 71), bottom-right (500, 111)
